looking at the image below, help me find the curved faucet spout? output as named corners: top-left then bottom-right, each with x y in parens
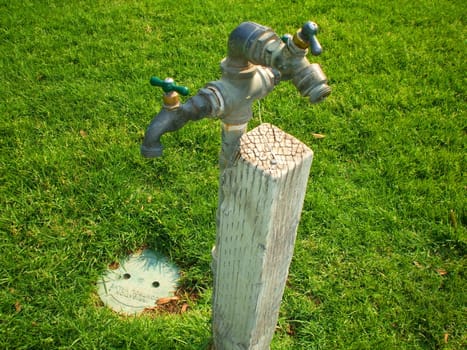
top-left (141, 92), bottom-right (215, 158)
top-left (141, 108), bottom-right (180, 158)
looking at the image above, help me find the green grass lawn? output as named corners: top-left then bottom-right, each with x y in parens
top-left (1, 0), bottom-right (465, 349)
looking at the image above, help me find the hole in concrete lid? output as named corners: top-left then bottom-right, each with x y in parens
top-left (97, 249), bottom-right (180, 315)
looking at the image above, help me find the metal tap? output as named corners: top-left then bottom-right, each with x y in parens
top-left (141, 21), bottom-right (331, 163)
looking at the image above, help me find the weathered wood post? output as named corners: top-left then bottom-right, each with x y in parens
top-left (212, 123), bottom-right (313, 349)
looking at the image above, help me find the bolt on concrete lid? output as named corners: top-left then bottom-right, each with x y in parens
top-left (97, 249), bottom-right (179, 315)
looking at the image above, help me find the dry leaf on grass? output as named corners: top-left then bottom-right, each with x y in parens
top-left (156, 296), bottom-right (180, 305)
top-left (312, 133), bottom-right (326, 139)
top-left (108, 261), bottom-right (120, 270)
top-left (143, 288), bottom-right (199, 316)
top-left (286, 324), bottom-right (296, 336)
top-left (143, 305), bottom-right (158, 312)
top-left (436, 268), bottom-right (448, 276)
top-left (79, 130), bottom-right (88, 138)
top-left (181, 303), bottom-right (189, 313)
top-left (14, 301), bottom-right (22, 313)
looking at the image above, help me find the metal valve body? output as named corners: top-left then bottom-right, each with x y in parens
top-left (141, 21), bottom-right (331, 160)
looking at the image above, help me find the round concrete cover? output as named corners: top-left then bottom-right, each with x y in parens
top-left (97, 249), bottom-right (179, 315)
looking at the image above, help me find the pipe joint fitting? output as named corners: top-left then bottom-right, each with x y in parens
top-left (206, 63), bottom-right (277, 125)
top-left (292, 63), bottom-right (331, 103)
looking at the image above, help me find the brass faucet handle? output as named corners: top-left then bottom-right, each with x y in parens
top-left (293, 21), bottom-right (323, 56)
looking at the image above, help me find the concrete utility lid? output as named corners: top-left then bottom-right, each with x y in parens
top-left (97, 249), bottom-right (179, 315)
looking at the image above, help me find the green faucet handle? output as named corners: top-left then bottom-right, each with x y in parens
top-left (150, 76), bottom-right (190, 96)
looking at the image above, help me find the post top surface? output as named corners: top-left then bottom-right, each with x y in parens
top-left (239, 123), bottom-right (313, 177)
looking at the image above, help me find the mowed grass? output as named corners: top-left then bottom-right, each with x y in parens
top-left (0, 0), bottom-right (465, 349)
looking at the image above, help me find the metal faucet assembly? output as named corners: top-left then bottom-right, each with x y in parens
top-left (141, 21), bottom-right (331, 166)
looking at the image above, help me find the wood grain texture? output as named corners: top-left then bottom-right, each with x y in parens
top-left (212, 123), bottom-right (313, 350)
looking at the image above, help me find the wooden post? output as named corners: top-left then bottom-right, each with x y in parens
top-left (212, 123), bottom-right (313, 350)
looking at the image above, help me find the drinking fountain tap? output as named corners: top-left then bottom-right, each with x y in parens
top-left (141, 21), bottom-right (331, 165)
